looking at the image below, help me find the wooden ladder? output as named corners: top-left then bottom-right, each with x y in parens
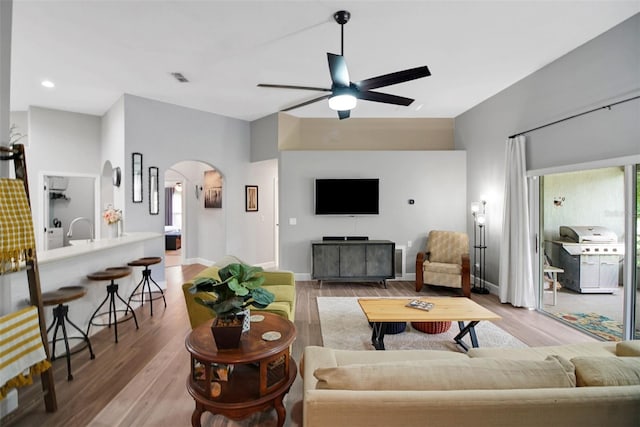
top-left (0, 143), bottom-right (57, 412)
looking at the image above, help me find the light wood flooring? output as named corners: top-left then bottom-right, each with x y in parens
top-left (5, 264), bottom-right (598, 427)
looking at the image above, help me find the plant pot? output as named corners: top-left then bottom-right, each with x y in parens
top-left (210, 313), bottom-right (246, 350)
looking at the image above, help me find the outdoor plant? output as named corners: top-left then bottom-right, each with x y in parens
top-left (189, 263), bottom-right (275, 324)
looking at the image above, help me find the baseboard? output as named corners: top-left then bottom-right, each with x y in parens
top-left (471, 275), bottom-right (499, 295)
top-left (0, 389), bottom-right (18, 418)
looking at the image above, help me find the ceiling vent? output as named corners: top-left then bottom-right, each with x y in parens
top-left (170, 72), bottom-right (189, 83)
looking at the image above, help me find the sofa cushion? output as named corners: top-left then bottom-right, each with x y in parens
top-left (263, 284), bottom-right (295, 303)
top-left (468, 341), bottom-right (616, 360)
top-left (616, 340), bottom-right (640, 357)
top-left (572, 356), bottom-right (640, 386)
top-left (423, 261), bottom-right (461, 275)
top-left (314, 355), bottom-right (575, 391)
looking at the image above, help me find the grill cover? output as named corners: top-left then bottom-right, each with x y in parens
top-left (559, 226), bottom-right (617, 243)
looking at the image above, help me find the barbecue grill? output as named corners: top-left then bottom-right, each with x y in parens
top-left (550, 226), bottom-right (624, 293)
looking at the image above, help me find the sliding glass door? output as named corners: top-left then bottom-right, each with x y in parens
top-left (634, 164), bottom-right (639, 339)
top-left (534, 161), bottom-right (638, 341)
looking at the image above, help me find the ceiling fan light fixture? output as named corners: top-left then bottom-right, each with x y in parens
top-left (328, 93), bottom-right (357, 111)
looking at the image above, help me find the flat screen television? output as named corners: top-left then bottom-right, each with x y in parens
top-left (315, 178), bottom-right (379, 215)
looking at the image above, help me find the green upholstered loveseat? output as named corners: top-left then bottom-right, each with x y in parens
top-left (182, 265), bottom-right (296, 329)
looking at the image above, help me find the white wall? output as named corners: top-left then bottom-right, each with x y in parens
top-left (278, 150), bottom-right (467, 275)
top-left (455, 13), bottom-right (640, 287)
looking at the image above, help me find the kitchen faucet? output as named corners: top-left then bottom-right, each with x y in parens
top-left (67, 217), bottom-right (94, 242)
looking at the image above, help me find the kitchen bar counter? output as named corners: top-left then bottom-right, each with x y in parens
top-left (39, 232), bottom-right (161, 264)
top-left (1, 232), bottom-right (164, 337)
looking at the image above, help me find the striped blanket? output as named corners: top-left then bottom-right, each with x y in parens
top-left (0, 306), bottom-right (51, 399)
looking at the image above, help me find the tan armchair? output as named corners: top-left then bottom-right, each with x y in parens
top-left (415, 230), bottom-right (471, 297)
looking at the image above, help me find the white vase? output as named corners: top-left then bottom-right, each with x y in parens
top-left (108, 223), bottom-right (118, 239)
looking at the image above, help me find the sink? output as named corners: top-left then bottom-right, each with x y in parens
top-left (68, 239), bottom-right (92, 246)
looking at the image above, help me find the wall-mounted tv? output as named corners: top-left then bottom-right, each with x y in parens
top-left (315, 178), bottom-right (379, 215)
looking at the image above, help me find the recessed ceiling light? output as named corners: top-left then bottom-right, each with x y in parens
top-left (41, 80), bottom-right (55, 88)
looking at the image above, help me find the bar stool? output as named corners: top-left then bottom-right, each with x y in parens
top-left (87, 266), bottom-right (139, 343)
top-left (126, 257), bottom-right (166, 316)
top-left (42, 286), bottom-right (95, 381)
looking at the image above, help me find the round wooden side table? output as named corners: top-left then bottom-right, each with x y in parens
top-left (185, 312), bottom-right (297, 427)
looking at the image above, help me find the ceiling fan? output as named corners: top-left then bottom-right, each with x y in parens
top-left (258, 10), bottom-right (431, 120)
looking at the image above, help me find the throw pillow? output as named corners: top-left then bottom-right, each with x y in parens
top-left (616, 340), bottom-right (640, 357)
top-left (572, 356), bottom-right (640, 386)
top-left (314, 355), bottom-right (575, 390)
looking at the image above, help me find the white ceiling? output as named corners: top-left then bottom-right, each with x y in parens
top-left (9, 1), bottom-right (640, 122)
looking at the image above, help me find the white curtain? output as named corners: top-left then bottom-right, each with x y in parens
top-left (499, 135), bottom-right (535, 308)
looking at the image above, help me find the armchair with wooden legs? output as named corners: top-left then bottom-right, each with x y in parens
top-left (415, 230), bottom-right (471, 298)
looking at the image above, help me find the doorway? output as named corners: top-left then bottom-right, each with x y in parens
top-left (536, 164), bottom-right (638, 341)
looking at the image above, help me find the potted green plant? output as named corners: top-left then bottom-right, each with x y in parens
top-left (188, 263), bottom-right (275, 349)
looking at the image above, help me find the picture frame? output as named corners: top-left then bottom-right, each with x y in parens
top-left (149, 166), bottom-right (159, 215)
top-left (132, 152), bottom-right (143, 203)
top-left (245, 185), bottom-right (258, 212)
top-left (204, 170), bottom-right (222, 209)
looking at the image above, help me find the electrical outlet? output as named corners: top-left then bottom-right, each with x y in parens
top-left (407, 240), bottom-right (412, 248)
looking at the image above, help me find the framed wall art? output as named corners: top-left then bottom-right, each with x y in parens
top-left (245, 185), bottom-right (258, 212)
top-left (149, 166), bottom-right (159, 215)
top-left (204, 170), bottom-right (223, 209)
top-left (132, 152), bottom-right (143, 203)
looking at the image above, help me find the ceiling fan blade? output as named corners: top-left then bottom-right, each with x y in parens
top-left (358, 90), bottom-right (415, 106)
top-left (258, 83), bottom-right (331, 92)
top-left (327, 53), bottom-right (350, 87)
top-left (355, 66), bottom-right (431, 91)
top-left (281, 94), bottom-right (331, 112)
top-left (338, 110), bottom-right (350, 120)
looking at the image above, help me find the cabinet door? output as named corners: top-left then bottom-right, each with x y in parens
top-left (366, 244), bottom-right (394, 277)
top-left (312, 244), bottom-right (340, 278)
top-left (339, 245), bottom-right (366, 277)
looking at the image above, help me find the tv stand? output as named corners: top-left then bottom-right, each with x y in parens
top-left (311, 240), bottom-right (395, 287)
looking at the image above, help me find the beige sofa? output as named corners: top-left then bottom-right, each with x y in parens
top-left (302, 341), bottom-right (640, 427)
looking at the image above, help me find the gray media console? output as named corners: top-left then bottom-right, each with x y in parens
top-left (311, 240), bottom-right (395, 286)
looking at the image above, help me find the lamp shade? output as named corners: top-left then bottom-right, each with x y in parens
top-left (471, 202), bottom-right (480, 213)
top-left (476, 213), bottom-right (486, 225)
top-left (328, 93), bottom-right (357, 111)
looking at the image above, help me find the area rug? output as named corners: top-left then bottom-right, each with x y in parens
top-left (317, 297), bottom-right (527, 352)
top-left (551, 312), bottom-right (623, 341)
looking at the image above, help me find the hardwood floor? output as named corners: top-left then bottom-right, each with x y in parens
top-left (5, 264), bottom-right (598, 427)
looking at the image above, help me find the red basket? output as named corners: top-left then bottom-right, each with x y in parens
top-left (411, 321), bottom-right (452, 334)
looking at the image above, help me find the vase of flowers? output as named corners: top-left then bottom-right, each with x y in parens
top-left (103, 205), bottom-right (122, 238)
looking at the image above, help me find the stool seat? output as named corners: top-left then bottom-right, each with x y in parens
top-left (87, 267), bottom-right (131, 281)
top-left (42, 286), bottom-right (87, 306)
top-left (128, 257), bottom-right (162, 267)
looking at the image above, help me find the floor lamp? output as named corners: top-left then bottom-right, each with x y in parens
top-left (471, 201), bottom-right (489, 294)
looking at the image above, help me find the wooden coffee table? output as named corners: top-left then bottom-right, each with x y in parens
top-left (185, 312), bottom-right (297, 427)
top-left (358, 297), bottom-right (501, 351)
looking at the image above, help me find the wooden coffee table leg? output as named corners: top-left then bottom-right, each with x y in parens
top-left (371, 322), bottom-right (387, 350)
top-left (454, 320), bottom-right (480, 351)
top-left (274, 394), bottom-right (287, 427)
top-left (191, 402), bottom-right (204, 427)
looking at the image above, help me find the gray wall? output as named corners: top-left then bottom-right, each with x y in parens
top-left (250, 113), bottom-right (278, 162)
top-left (278, 150), bottom-right (467, 276)
top-left (121, 94), bottom-right (276, 265)
top-left (455, 13), bottom-right (640, 287)
top-left (26, 106), bottom-right (102, 250)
